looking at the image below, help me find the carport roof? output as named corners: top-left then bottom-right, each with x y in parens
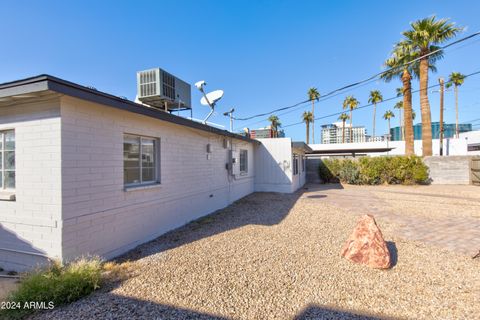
top-left (0, 74), bottom-right (257, 144)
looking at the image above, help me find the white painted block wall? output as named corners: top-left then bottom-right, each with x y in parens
top-left (254, 138), bottom-right (306, 193)
top-left (59, 96), bottom-right (255, 261)
top-left (0, 100), bottom-right (62, 271)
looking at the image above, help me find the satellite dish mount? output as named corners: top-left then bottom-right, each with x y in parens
top-left (195, 80), bottom-right (224, 124)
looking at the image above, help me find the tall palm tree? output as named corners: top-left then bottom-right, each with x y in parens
top-left (338, 113), bottom-right (350, 143)
top-left (302, 111), bottom-right (314, 144)
top-left (382, 41), bottom-right (422, 155)
top-left (268, 115), bottom-right (281, 138)
top-left (308, 88), bottom-right (321, 144)
top-left (446, 72), bottom-right (466, 138)
top-left (342, 95), bottom-right (360, 142)
top-left (394, 101), bottom-right (404, 140)
top-left (368, 90), bottom-right (383, 140)
top-left (383, 110), bottom-right (395, 141)
top-left (401, 16), bottom-right (462, 155)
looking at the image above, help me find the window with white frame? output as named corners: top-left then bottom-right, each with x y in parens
top-left (123, 134), bottom-right (159, 186)
top-left (0, 130), bottom-right (15, 190)
top-left (239, 149), bottom-right (248, 174)
top-left (302, 156), bottom-right (306, 172)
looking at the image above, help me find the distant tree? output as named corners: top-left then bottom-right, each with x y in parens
top-left (368, 90), bottom-right (383, 140)
top-left (307, 88), bottom-right (321, 143)
top-left (342, 95), bottom-right (360, 142)
top-left (396, 87), bottom-right (404, 97)
top-left (383, 110), bottom-right (395, 141)
top-left (446, 72), bottom-right (466, 138)
top-left (394, 101), bottom-right (404, 140)
top-left (268, 115), bottom-right (281, 138)
top-left (338, 113), bottom-right (350, 143)
top-left (302, 111), bottom-right (314, 144)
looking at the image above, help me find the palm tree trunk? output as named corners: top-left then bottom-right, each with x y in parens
top-left (349, 110), bottom-right (353, 142)
top-left (419, 56), bottom-right (433, 156)
top-left (372, 103), bottom-right (376, 141)
top-left (388, 119), bottom-right (391, 141)
top-left (342, 120), bottom-right (346, 143)
top-left (311, 101), bottom-right (315, 144)
top-left (402, 69), bottom-right (414, 155)
top-left (455, 85), bottom-right (459, 138)
top-left (306, 122), bottom-right (310, 144)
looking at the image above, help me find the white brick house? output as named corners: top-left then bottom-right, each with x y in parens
top-left (0, 75), bottom-right (307, 271)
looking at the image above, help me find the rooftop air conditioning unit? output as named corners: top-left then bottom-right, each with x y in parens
top-left (137, 68), bottom-right (191, 112)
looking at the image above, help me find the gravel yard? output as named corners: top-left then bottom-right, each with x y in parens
top-left (32, 185), bottom-right (480, 320)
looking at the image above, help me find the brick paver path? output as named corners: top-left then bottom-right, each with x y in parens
top-left (303, 184), bottom-right (480, 256)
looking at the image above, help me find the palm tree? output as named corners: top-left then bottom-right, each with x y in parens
top-left (396, 87), bottom-right (404, 97)
top-left (394, 101), bottom-right (404, 140)
top-left (308, 88), bottom-right (321, 143)
top-left (383, 110), bottom-right (395, 141)
top-left (368, 90), bottom-right (383, 140)
top-left (382, 41), bottom-right (421, 155)
top-left (401, 16), bottom-right (462, 155)
top-left (446, 72), bottom-right (466, 138)
top-left (302, 111), bottom-right (314, 144)
top-left (268, 115), bottom-right (281, 138)
top-left (338, 113), bottom-right (350, 143)
top-left (342, 95), bottom-right (360, 142)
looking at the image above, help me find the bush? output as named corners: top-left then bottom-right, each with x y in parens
top-left (318, 156), bottom-right (429, 185)
top-left (1, 258), bottom-right (103, 319)
top-left (337, 159), bottom-right (361, 184)
top-left (318, 159), bottom-right (339, 183)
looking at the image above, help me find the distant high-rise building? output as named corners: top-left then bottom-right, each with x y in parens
top-left (390, 122), bottom-right (472, 141)
top-left (321, 122), bottom-right (366, 144)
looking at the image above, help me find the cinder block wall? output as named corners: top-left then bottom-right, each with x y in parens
top-left (0, 100), bottom-right (62, 271)
top-left (423, 156), bottom-right (474, 185)
top-left (306, 158), bottom-right (322, 184)
top-left (60, 96), bottom-right (255, 262)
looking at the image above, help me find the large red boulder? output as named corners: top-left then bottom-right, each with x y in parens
top-left (341, 214), bottom-right (391, 269)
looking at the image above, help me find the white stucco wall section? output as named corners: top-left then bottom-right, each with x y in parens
top-left (0, 99), bottom-right (62, 270)
top-left (254, 138), bottom-right (306, 193)
top-left (59, 96), bottom-right (254, 261)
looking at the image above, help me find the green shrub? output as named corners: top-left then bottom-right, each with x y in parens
top-left (318, 159), bottom-right (339, 183)
top-left (318, 156), bottom-right (429, 185)
top-left (337, 159), bottom-right (361, 184)
top-left (1, 258), bottom-right (102, 319)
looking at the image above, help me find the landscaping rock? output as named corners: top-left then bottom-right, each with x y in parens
top-left (341, 214), bottom-right (391, 269)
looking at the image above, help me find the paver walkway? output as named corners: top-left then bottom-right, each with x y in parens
top-left (303, 184), bottom-right (480, 256)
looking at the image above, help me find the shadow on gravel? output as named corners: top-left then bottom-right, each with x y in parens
top-left (306, 194), bottom-right (327, 199)
top-left (119, 189), bottom-right (305, 262)
top-left (36, 294), bottom-right (389, 320)
top-left (295, 304), bottom-right (386, 320)
top-left (387, 241), bottom-right (398, 268)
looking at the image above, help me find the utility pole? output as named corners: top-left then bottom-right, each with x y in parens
top-left (439, 78), bottom-right (445, 156)
top-left (223, 108), bottom-right (235, 132)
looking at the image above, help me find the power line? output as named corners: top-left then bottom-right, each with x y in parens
top-left (280, 69), bottom-right (480, 129)
top-left (233, 31), bottom-right (480, 124)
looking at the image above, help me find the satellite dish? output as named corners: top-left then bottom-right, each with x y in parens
top-left (200, 90), bottom-right (224, 106)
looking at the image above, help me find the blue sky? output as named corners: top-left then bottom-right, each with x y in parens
top-left (1, 0), bottom-right (479, 142)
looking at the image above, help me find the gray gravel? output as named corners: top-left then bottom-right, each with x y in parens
top-left (31, 187), bottom-right (480, 320)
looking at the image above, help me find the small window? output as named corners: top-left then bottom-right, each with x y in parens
top-left (0, 130), bottom-right (15, 190)
top-left (293, 155), bottom-right (299, 175)
top-left (124, 134), bottom-right (159, 186)
top-left (239, 149), bottom-right (248, 174)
